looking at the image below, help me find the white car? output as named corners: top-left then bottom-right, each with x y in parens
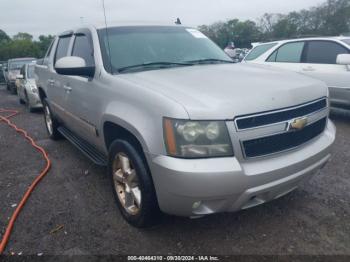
top-left (16, 63), bottom-right (42, 112)
top-left (244, 37), bottom-right (350, 111)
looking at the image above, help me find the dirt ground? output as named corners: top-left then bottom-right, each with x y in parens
top-left (0, 84), bottom-right (350, 256)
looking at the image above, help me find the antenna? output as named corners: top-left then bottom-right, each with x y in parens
top-left (102, 0), bottom-right (113, 73)
top-left (175, 18), bottom-right (182, 25)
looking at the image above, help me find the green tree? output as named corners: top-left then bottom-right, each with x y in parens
top-left (0, 29), bottom-right (10, 44)
top-left (199, 0), bottom-right (350, 47)
top-left (13, 32), bottom-right (33, 41)
top-left (199, 19), bottom-right (261, 48)
top-left (0, 30), bottom-right (53, 60)
top-left (35, 35), bottom-right (54, 57)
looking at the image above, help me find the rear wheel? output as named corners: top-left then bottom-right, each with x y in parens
top-left (108, 139), bottom-right (161, 228)
top-left (43, 98), bottom-right (61, 140)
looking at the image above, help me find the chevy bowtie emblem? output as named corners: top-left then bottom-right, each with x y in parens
top-left (289, 117), bottom-right (308, 131)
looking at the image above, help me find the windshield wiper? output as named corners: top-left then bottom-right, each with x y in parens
top-left (185, 58), bottom-right (234, 64)
top-left (117, 62), bottom-right (194, 73)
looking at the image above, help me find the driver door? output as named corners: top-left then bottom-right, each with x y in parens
top-left (60, 31), bottom-right (101, 147)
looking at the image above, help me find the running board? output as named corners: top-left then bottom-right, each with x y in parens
top-left (58, 126), bottom-right (107, 166)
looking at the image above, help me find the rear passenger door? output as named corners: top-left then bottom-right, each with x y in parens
top-left (302, 40), bottom-right (350, 107)
top-left (265, 41), bottom-right (306, 72)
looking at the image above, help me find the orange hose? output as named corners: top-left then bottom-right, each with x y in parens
top-left (0, 108), bottom-right (51, 254)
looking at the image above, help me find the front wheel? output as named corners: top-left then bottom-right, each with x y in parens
top-left (108, 139), bottom-right (161, 228)
top-left (42, 98), bottom-right (61, 140)
top-left (19, 98), bottom-right (25, 105)
top-left (10, 85), bottom-right (17, 95)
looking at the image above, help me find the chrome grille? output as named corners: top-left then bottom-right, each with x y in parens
top-left (242, 118), bottom-right (327, 158)
top-left (236, 98), bottom-right (327, 131)
top-left (234, 98), bottom-right (329, 159)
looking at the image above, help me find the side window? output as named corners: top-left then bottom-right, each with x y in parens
top-left (305, 41), bottom-right (349, 64)
top-left (54, 36), bottom-right (72, 64)
top-left (245, 43), bottom-right (277, 61)
top-left (20, 66), bottom-right (25, 77)
top-left (72, 34), bottom-right (94, 66)
top-left (268, 42), bottom-right (305, 63)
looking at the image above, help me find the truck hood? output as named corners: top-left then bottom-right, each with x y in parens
top-left (119, 63), bottom-right (328, 119)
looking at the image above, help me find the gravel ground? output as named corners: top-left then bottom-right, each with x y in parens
top-left (0, 84), bottom-right (350, 256)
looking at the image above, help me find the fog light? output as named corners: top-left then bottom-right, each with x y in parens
top-left (192, 201), bottom-right (201, 210)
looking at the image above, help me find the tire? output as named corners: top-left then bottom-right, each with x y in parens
top-left (10, 85), bottom-right (17, 95)
top-left (108, 139), bottom-right (161, 228)
top-left (42, 98), bottom-right (61, 140)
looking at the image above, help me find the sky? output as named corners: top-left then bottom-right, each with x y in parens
top-left (0, 0), bottom-right (325, 38)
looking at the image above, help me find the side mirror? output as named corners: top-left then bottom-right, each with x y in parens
top-left (55, 56), bottom-right (95, 78)
top-left (16, 74), bottom-right (24, 79)
top-left (336, 54), bottom-right (350, 65)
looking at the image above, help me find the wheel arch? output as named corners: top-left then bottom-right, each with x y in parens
top-left (103, 120), bottom-right (148, 157)
top-left (38, 86), bottom-right (47, 102)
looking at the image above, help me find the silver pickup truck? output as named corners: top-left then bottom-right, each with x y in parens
top-left (35, 23), bottom-right (336, 227)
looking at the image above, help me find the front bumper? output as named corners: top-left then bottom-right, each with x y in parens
top-left (148, 121), bottom-right (336, 217)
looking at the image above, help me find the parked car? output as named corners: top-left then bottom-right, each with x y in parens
top-left (6, 57), bottom-right (36, 94)
top-left (16, 63), bottom-right (42, 112)
top-left (244, 37), bottom-right (350, 111)
top-left (36, 24), bottom-right (335, 227)
top-left (2, 62), bottom-right (9, 84)
top-left (0, 61), bottom-right (6, 83)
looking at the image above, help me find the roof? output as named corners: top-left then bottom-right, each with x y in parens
top-left (57, 21), bottom-right (188, 36)
top-left (8, 57), bottom-right (36, 62)
top-left (258, 36), bottom-right (350, 45)
top-left (93, 20), bottom-right (184, 30)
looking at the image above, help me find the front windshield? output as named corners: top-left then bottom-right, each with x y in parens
top-left (9, 60), bottom-right (35, 70)
top-left (27, 65), bottom-right (35, 79)
top-left (98, 26), bottom-right (232, 73)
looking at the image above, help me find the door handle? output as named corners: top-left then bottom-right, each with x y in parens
top-left (63, 85), bottom-right (72, 92)
top-left (302, 66), bottom-right (315, 72)
top-left (48, 79), bottom-right (55, 85)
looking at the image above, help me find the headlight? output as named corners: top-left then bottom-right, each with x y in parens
top-left (163, 118), bottom-right (234, 158)
top-left (30, 86), bottom-right (38, 93)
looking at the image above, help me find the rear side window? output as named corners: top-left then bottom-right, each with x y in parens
top-left (72, 35), bottom-right (94, 66)
top-left (54, 36), bottom-right (71, 64)
top-left (305, 41), bottom-right (349, 64)
top-left (245, 43), bottom-right (277, 61)
top-left (268, 42), bottom-right (305, 63)
top-left (20, 66), bottom-right (25, 77)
